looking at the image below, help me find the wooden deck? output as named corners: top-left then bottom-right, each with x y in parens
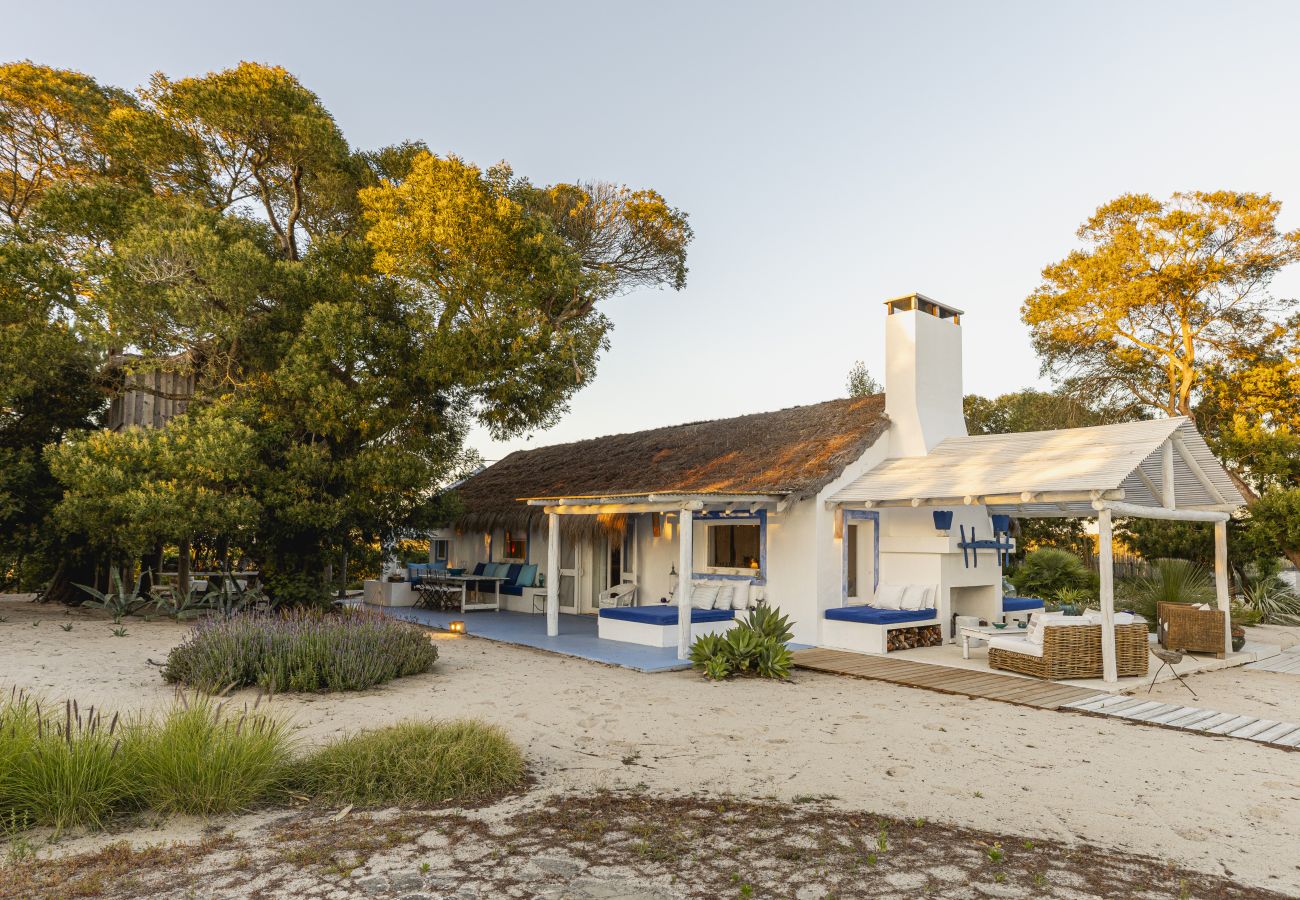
top-left (1246, 647), bottom-right (1300, 675)
top-left (791, 648), bottom-right (1103, 709)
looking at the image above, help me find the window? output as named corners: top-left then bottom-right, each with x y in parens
top-left (503, 530), bottom-right (527, 560)
top-left (432, 540), bottom-right (449, 563)
top-left (708, 523), bottom-right (761, 570)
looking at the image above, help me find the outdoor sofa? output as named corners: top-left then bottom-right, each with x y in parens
top-left (987, 611), bottom-right (1149, 680)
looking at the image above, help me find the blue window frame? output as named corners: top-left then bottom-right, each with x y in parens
top-left (693, 510), bottom-right (767, 586)
top-left (841, 509), bottom-right (880, 604)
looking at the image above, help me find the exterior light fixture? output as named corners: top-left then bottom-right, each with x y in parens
top-left (932, 510), bottom-right (954, 532)
top-left (448, 620), bottom-right (466, 634)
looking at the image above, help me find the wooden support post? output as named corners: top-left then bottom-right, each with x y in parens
top-left (546, 512), bottom-right (560, 637)
top-left (1098, 508), bottom-right (1117, 684)
top-left (677, 507), bottom-right (694, 660)
top-left (1215, 519), bottom-right (1232, 657)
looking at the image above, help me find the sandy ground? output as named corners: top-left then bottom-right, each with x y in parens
top-left (2, 597), bottom-right (1300, 896)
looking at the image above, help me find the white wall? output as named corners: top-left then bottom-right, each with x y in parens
top-left (874, 505), bottom-right (1003, 637)
top-left (884, 308), bottom-right (967, 457)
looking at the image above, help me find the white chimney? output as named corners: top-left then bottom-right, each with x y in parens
top-left (883, 293), bottom-right (967, 457)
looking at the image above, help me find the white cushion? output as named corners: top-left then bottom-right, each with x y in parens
top-left (713, 584), bottom-right (735, 610)
top-left (690, 583), bottom-right (720, 610)
top-left (901, 584), bottom-right (934, 611)
top-left (989, 635), bottom-right (1043, 657)
top-left (1044, 616), bottom-right (1092, 627)
top-left (731, 586), bottom-right (749, 610)
top-left (875, 584), bottom-right (906, 609)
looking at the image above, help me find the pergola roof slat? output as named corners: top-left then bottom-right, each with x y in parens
top-left (830, 417), bottom-right (1243, 514)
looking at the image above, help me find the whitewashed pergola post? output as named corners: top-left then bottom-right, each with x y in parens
top-left (546, 511), bottom-right (560, 637)
top-left (677, 507), bottom-right (694, 660)
top-left (1098, 507), bottom-right (1118, 684)
top-left (1214, 519), bottom-right (1232, 656)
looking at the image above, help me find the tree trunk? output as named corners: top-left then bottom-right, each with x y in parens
top-left (338, 549), bottom-right (349, 599)
top-left (178, 537), bottom-right (191, 598)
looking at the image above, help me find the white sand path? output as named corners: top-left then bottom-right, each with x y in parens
top-left (2, 597), bottom-right (1298, 894)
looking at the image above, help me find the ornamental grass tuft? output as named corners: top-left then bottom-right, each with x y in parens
top-left (0, 689), bottom-right (140, 833)
top-left (294, 719), bottom-right (525, 807)
top-left (162, 607), bottom-right (439, 693)
top-left (131, 693), bottom-right (294, 816)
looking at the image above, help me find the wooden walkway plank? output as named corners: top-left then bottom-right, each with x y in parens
top-left (792, 648), bottom-right (1299, 750)
top-left (791, 648), bottom-right (1104, 710)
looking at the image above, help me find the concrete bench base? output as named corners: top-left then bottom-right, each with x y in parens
top-left (821, 615), bottom-right (942, 655)
top-left (597, 615), bottom-right (736, 648)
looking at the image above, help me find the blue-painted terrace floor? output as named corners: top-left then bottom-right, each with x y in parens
top-left (374, 605), bottom-right (693, 673)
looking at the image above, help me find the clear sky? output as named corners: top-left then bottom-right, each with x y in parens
top-left (7, 1), bottom-right (1300, 463)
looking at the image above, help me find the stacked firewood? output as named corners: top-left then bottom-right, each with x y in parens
top-left (886, 625), bottom-right (943, 652)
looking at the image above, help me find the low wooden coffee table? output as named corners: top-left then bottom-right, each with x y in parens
top-left (958, 624), bottom-right (1029, 659)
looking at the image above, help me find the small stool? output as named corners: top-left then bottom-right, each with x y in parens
top-left (1149, 648), bottom-right (1197, 699)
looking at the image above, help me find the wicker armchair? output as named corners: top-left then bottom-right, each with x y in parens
top-left (1157, 602), bottom-right (1227, 658)
top-left (989, 622), bottom-right (1149, 680)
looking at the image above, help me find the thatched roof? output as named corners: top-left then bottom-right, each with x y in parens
top-left (452, 395), bottom-right (889, 533)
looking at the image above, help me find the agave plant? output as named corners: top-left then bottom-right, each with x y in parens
top-left (150, 581), bottom-right (207, 621)
top-left (686, 604), bottom-right (795, 682)
top-left (75, 571), bottom-right (150, 624)
top-left (204, 575), bottom-right (270, 618)
top-left (688, 633), bottom-right (728, 675)
top-left (740, 604), bottom-right (794, 643)
top-left (1238, 569), bottom-right (1300, 626)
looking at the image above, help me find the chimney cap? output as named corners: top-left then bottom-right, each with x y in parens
top-left (884, 292), bottom-right (964, 319)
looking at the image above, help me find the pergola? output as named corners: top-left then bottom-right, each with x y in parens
top-left (829, 417), bottom-right (1245, 682)
top-left (528, 493), bottom-right (788, 659)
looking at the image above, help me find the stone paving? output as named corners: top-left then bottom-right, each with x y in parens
top-left (4, 792), bottom-right (1286, 899)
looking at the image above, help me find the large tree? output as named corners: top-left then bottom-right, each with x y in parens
top-left (1024, 191), bottom-right (1300, 419)
top-left (1, 60), bottom-right (692, 603)
top-left (1024, 191), bottom-right (1300, 567)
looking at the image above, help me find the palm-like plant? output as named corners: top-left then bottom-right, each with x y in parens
top-left (1238, 569), bottom-right (1300, 626)
top-left (1126, 558), bottom-right (1214, 623)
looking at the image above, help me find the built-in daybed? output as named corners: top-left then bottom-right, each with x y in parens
top-left (597, 580), bottom-right (751, 647)
top-left (821, 584), bottom-right (941, 654)
top-left (598, 605), bottom-right (738, 647)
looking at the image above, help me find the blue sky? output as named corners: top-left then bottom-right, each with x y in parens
top-left (8, 1), bottom-right (1300, 462)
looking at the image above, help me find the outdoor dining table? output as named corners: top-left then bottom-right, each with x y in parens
top-left (416, 574), bottom-right (505, 613)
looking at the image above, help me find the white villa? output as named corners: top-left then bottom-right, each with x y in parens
top-left (428, 295), bottom-right (1245, 683)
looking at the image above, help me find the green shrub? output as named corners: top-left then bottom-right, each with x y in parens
top-left (132, 695), bottom-right (294, 815)
top-left (1237, 565), bottom-right (1300, 626)
top-left (689, 605), bottom-right (794, 681)
top-left (1010, 548), bottom-right (1090, 600)
top-left (294, 720), bottom-right (524, 807)
top-left (162, 607), bottom-right (438, 693)
top-left (0, 693), bottom-right (140, 833)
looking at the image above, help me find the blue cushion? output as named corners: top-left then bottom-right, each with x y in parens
top-left (472, 563), bottom-right (487, 576)
top-left (504, 563), bottom-right (523, 584)
top-left (499, 584), bottom-right (524, 597)
top-left (431, 560), bottom-right (448, 572)
top-left (599, 605), bottom-right (736, 625)
top-left (491, 562), bottom-right (510, 578)
top-left (1003, 596), bottom-right (1045, 612)
top-left (824, 606), bottom-right (937, 625)
top-left (515, 564), bottom-right (537, 588)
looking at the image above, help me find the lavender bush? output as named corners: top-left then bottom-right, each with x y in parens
top-left (162, 607), bottom-right (438, 693)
